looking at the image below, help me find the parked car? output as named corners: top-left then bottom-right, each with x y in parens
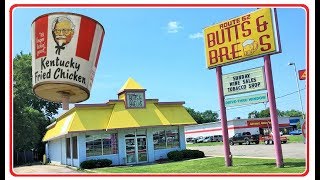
top-left (229, 132), bottom-right (260, 145)
top-left (203, 136), bottom-right (214, 143)
top-left (212, 135), bottom-right (223, 142)
top-left (289, 129), bottom-right (302, 135)
top-left (196, 136), bottom-right (205, 143)
top-left (186, 137), bottom-right (195, 143)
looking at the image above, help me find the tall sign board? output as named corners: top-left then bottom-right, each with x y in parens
top-left (204, 8), bottom-right (281, 69)
top-left (203, 8), bottom-right (284, 167)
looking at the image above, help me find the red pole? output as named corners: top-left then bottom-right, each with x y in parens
top-left (264, 55), bottom-right (284, 167)
top-left (216, 66), bottom-right (232, 166)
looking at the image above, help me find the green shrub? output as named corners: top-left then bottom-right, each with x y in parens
top-left (80, 159), bottom-right (112, 169)
top-left (167, 150), bottom-right (184, 161)
top-left (181, 149), bottom-right (205, 159)
top-left (167, 149), bottom-right (205, 161)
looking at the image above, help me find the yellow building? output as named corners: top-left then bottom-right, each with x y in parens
top-left (43, 77), bottom-right (197, 167)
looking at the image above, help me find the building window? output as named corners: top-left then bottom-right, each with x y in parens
top-left (102, 134), bottom-right (118, 155)
top-left (153, 127), bottom-right (180, 150)
top-left (72, 136), bottom-right (78, 159)
top-left (86, 133), bottom-right (118, 157)
top-left (66, 138), bottom-right (71, 158)
top-left (166, 129), bottom-right (179, 148)
top-left (153, 130), bottom-right (166, 149)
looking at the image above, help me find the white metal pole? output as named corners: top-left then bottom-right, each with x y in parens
top-left (291, 63), bottom-right (305, 119)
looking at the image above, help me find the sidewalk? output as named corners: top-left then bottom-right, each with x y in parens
top-left (13, 164), bottom-right (79, 174)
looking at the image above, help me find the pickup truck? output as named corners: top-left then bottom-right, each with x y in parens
top-left (262, 133), bottom-right (288, 145)
top-left (229, 132), bottom-right (260, 145)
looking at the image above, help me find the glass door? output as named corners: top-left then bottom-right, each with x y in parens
top-left (125, 138), bottom-right (136, 164)
top-left (137, 137), bottom-right (147, 163)
top-left (125, 130), bottom-right (148, 164)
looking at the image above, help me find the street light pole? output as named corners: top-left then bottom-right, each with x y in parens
top-left (288, 62), bottom-right (305, 120)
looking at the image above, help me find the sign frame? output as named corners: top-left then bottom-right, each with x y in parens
top-left (125, 91), bottom-right (146, 109)
top-left (203, 8), bottom-right (281, 69)
top-left (222, 66), bottom-right (267, 96)
top-left (225, 92), bottom-right (268, 107)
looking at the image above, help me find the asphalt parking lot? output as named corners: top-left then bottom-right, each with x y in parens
top-left (188, 142), bottom-right (306, 159)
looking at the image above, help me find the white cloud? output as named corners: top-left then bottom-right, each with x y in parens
top-left (166, 21), bottom-right (183, 33)
top-left (189, 32), bottom-right (203, 39)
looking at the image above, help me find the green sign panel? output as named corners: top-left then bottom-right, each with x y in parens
top-left (225, 93), bottom-right (268, 107)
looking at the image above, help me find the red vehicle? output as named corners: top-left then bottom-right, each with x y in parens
top-left (262, 132), bottom-right (288, 145)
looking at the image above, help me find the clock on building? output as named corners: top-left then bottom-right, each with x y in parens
top-left (125, 91), bottom-right (145, 108)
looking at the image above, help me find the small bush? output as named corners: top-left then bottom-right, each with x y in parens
top-left (167, 149), bottom-right (205, 161)
top-left (167, 150), bottom-right (184, 161)
top-left (80, 159), bottom-right (112, 169)
top-left (181, 149), bottom-right (205, 159)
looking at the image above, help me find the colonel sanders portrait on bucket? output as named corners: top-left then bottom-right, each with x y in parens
top-left (51, 16), bottom-right (75, 55)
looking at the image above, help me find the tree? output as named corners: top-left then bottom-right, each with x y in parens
top-left (248, 110), bottom-right (259, 118)
top-left (296, 121), bottom-right (301, 129)
top-left (185, 107), bottom-right (203, 124)
top-left (185, 107), bottom-right (219, 124)
top-left (14, 107), bottom-right (46, 152)
top-left (282, 109), bottom-right (304, 118)
top-left (201, 110), bottom-right (219, 124)
top-left (13, 52), bottom-right (61, 154)
top-left (247, 108), bottom-right (285, 118)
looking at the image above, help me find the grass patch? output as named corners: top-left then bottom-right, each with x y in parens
top-left (88, 157), bottom-right (305, 174)
top-left (287, 135), bottom-right (304, 143)
top-left (186, 141), bottom-right (223, 147)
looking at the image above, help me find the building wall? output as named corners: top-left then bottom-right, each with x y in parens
top-left (117, 129), bottom-right (127, 165)
top-left (185, 121), bottom-right (229, 138)
top-left (234, 127), bottom-right (259, 135)
top-left (146, 128), bottom-right (155, 162)
top-left (47, 125), bottom-right (188, 167)
top-left (78, 133), bottom-right (86, 166)
top-left (185, 117), bottom-right (291, 139)
top-left (179, 126), bottom-right (186, 149)
top-left (61, 137), bottom-right (66, 164)
top-left (47, 138), bottom-right (62, 165)
top-left (154, 148), bottom-right (180, 160)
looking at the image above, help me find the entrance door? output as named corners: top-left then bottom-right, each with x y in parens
top-left (137, 137), bottom-right (147, 162)
top-left (125, 138), bottom-right (136, 164)
top-left (125, 133), bottom-right (148, 164)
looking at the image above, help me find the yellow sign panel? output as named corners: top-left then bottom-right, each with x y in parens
top-left (204, 8), bottom-right (281, 69)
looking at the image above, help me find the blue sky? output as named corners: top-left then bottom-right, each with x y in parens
top-left (12, 6), bottom-right (307, 119)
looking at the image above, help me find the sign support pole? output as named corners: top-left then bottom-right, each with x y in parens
top-left (216, 66), bottom-right (232, 167)
top-left (264, 55), bottom-right (284, 168)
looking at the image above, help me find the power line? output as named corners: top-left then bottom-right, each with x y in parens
top-left (275, 88), bottom-right (306, 99)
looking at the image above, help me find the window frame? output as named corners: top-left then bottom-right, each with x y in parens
top-left (85, 133), bottom-right (118, 157)
top-left (153, 127), bottom-right (180, 150)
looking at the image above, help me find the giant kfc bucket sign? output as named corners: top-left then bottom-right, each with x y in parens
top-left (31, 12), bottom-right (105, 110)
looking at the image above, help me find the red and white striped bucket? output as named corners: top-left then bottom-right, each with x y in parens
top-left (31, 12), bottom-right (105, 109)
